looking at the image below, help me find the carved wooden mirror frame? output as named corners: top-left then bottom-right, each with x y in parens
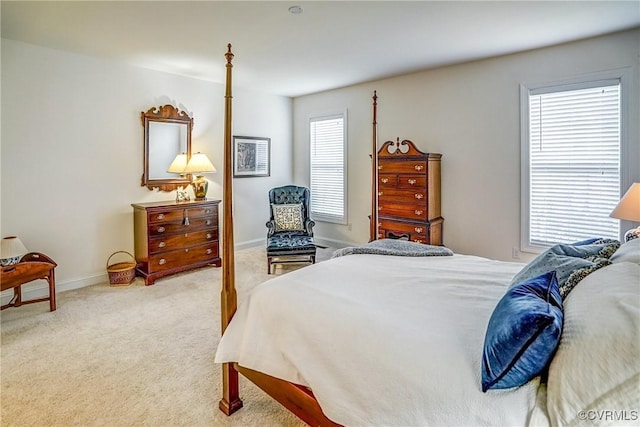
top-left (141, 105), bottom-right (193, 191)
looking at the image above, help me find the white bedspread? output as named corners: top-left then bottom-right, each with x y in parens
top-left (215, 253), bottom-right (543, 426)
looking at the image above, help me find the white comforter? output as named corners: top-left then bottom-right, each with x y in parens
top-left (215, 253), bottom-right (543, 426)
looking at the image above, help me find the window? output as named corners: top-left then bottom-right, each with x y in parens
top-left (309, 113), bottom-right (347, 224)
top-left (521, 76), bottom-right (624, 251)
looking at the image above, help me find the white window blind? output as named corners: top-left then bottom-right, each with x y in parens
top-left (309, 114), bottom-right (346, 224)
top-left (526, 81), bottom-right (621, 248)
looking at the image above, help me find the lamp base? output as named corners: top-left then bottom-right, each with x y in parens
top-left (191, 175), bottom-right (208, 200)
top-left (623, 226), bottom-right (640, 242)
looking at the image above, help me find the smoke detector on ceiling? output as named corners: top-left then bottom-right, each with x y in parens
top-left (288, 6), bottom-right (303, 15)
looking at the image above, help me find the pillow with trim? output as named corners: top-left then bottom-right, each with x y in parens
top-left (509, 238), bottom-right (620, 298)
top-left (481, 271), bottom-right (563, 392)
top-left (272, 203), bottom-right (304, 232)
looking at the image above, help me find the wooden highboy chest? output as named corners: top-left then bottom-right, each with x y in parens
top-left (376, 139), bottom-right (443, 245)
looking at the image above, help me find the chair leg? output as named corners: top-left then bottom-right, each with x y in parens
top-left (48, 268), bottom-right (56, 312)
top-left (311, 255), bottom-right (316, 264)
top-left (267, 257), bottom-right (272, 274)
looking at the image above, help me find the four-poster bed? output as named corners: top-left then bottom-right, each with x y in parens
top-left (218, 44), bottom-right (338, 426)
top-left (217, 45), bottom-right (640, 426)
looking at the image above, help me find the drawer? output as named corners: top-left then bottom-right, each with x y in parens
top-left (148, 242), bottom-right (219, 273)
top-left (148, 206), bottom-right (218, 223)
top-left (378, 160), bottom-right (427, 174)
top-left (378, 228), bottom-right (429, 244)
top-left (378, 174), bottom-right (397, 187)
top-left (397, 175), bottom-right (426, 189)
top-left (149, 216), bottom-right (217, 236)
top-left (378, 202), bottom-right (428, 221)
top-left (378, 188), bottom-right (427, 205)
top-left (378, 219), bottom-right (429, 238)
top-left (148, 229), bottom-right (219, 254)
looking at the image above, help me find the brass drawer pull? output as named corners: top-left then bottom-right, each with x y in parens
top-left (381, 178), bottom-right (389, 183)
top-left (206, 233), bottom-right (212, 239)
top-left (378, 206), bottom-right (383, 211)
top-left (414, 209), bottom-right (423, 216)
top-left (206, 249), bottom-right (212, 255)
top-left (378, 222), bottom-right (382, 227)
top-left (414, 165), bottom-right (424, 171)
top-left (415, 193), bottom-right (424, 199)
top-left (205, 209), bottom-right (211, 214)
top-left (415, 227), bottom-right (423, 233)
top-left (158, 242), bottom-right (166, 248)
top-left (157, 226), bottom-right (165, 233)
top-left (205, 220), bottom-right (211, 225)
top-left (158, 259), bottom-right (166, 265)
top-left (157, 214), bottom-right (165, 220)
top-left (378, 165), bottom-right (383, 170)
top-left (414, 239), bottom-right (424, 243)
top-left (408, 179), bottom-right (417, 185)
top-left (378, 191), bottom-right (383, 196)
top-left (184, 248), bottom-right (189, 253)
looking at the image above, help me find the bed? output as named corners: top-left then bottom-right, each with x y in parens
top-left (215, 45), bottom-right (640, 426)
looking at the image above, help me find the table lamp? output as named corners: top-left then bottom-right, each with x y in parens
top-left (183, 152), bottom-right (216, 200)
top-left (167, 153), bottom-right (190, 201)
top-left (610, 182), bottom-right (640, 242)
top-left (1, 236), bottom-right (28, 266)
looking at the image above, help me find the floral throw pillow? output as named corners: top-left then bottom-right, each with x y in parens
top-left (510, 238), bottom-right (621, 298)
top-left (272, 203), bottom-right (304, 232)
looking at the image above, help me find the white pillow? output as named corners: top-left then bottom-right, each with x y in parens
top-left (610, 238), bottom-right (640, 265)
top-left (546, 262), bottom-right (640, 426)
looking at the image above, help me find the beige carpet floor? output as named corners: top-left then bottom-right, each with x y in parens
top-left (1, 246), bottom-right (335, 427)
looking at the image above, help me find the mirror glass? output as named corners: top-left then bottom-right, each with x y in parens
top-left (148, 122), bottom-right (188, 179)
top-left (141, 105), bottom-right (192, 191)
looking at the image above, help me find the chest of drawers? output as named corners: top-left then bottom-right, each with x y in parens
top-left (376, 139), bottom-right (443, 245)
top-left (131, 200), bottom-right (221, 285)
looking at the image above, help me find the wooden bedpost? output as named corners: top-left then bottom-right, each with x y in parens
top-left (219, 43), bottom-right (243, 416)
top-left (369, 91), bottom-right (379, 242)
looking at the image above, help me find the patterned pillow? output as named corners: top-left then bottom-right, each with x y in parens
top-left (510, 238), bottom-right (620, 298)
top-left (272, 203), bottom-right (304, 232)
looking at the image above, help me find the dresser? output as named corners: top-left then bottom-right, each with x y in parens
top-left (131, 200), bottom-right (221, 285)
top-left (376, 139), bottom-right (443, 245)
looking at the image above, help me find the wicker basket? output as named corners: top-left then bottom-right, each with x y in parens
top-left (106, 251), bottom-right (136, 286)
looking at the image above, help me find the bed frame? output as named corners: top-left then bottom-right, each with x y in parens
top-left (218, 45), bottom-right (375, 427)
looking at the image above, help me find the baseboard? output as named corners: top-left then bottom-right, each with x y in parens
top-left (1, 238), bottom-right (350, 305)
top-left (1, 273), bottom-right (108, 307)
top-left (313, 236), bottom-right (355, 249)
top-left (234, 238), bottom-right (265, 250)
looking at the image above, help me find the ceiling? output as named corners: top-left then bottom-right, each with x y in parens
top-left (2, 1), bottom-right (639, 98)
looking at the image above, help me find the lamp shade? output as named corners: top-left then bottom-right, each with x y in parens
top-left (1, 236), bottom-right (28, 266)
top-left (183, 152), bottom-right (216, 174)
top-left (167, 153), bottom-right (188, 174)
top-left (610, 182), bottom-right (640, 222)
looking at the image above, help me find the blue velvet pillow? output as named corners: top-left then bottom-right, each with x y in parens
top-left (481, 271), bottom-right (563, 392)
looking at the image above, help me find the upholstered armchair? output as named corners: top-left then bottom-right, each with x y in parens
top-left (266, 185), bottom-right (316, 274)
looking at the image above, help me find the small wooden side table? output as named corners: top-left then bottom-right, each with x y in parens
top-left (1, 252), bottom-right (57, 311)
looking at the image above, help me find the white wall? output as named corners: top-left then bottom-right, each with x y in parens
top-left (293, 29), bottom-right (640, 262)
top-left (1, 39), bottom-right (292, 292)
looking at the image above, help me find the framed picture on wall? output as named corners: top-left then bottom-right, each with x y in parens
top-left (233, 136), bottom-right (271, 178)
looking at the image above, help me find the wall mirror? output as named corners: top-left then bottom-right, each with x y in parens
top-left (141, 105), bottom-right (192, 191)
